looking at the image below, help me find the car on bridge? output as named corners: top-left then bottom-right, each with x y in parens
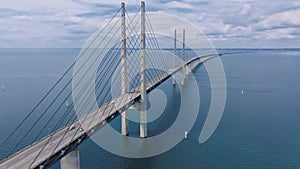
top-left (69, 125), bottom-right (76, 130)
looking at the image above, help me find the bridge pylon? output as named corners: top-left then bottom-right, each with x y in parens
top-left (181, 29), bottom-right (186, 85)
top-left (173, 29), bottom-right (177, 85)
top-left (140, 1), bottom-right (147, 138)
top-left (121, 2), bottom-right (128, 136)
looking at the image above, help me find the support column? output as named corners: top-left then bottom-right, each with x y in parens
top-left (181, 29), bottom-right (186, 85)
top-left (140, 1), bottom-right (147, 138)
top-left (121, 2), bottom-right (128, 136)
top-left (60, 148), bottom-right (80, 169)
top-left (172, 29), bottom-right (177, 85)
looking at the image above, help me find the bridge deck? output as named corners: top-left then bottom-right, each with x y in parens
top-left (0, 55), bottom-right (214, 169)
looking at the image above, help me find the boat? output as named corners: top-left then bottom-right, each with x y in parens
top-left (184, 131), bottom-right (188, 139)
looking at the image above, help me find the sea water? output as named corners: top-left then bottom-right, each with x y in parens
top-left (0, 48), bottom-right (299, 168)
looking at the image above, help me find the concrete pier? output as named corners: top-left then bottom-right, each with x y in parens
top-left (60, 148), bottom-right (80, 169)
top-left (121, 2), bottom-right (128, 136)
top-left (173, 29), bottom-right (177, 85)
top-left (181, 29), bottom-right (186, 86)
top-left (140, 1), bottom-right (147, 138)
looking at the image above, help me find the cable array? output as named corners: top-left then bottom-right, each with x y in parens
top-left (0, 5), bottom-right (177, 168)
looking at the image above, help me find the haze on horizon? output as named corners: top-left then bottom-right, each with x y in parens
top-left (0, 0), bottom-right (299, 48)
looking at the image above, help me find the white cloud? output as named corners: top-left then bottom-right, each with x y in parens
top-left (10, 15), bottom-right (32, 20)
top-left (259, 28), bottom-right (297, 40)
top-left (0, 0), bottom-right (300, 48)
top-left (254, 10), bottom-right (300, 30)
top-left (201, 22), bottom-right (231, 35)
top-left (240, 4), bottom-right (251, 15)
top-left (0, 0), bottom-right (83, 10)
top-left (163, 1), bottom-right (194, 9)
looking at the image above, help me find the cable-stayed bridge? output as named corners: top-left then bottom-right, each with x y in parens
top-left (0, 2), bottom-right (222, 169)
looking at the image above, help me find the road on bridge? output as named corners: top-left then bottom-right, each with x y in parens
top-left (0, 55), bottom-right (214, 169)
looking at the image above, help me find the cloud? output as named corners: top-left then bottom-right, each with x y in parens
top-left (240, 4), bottom-right (251, 15)
top-left (0, 8), bottom-right (20, 18)
top-left (253, 10), bottom-right (300, 31)
top-left (163, 1), bottom-right (194, 10)
top-left (0, 0), bottom-right (299, 48)
top-left (263, 28), bottom-right (297, 40)
top-left (0, 0), bottom-right (83, 10)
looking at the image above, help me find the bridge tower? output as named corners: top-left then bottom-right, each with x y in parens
top-left (121, 2), bottom-right (128, 136)
top-left (140, 1), bottom-right (147, 138)
top-left (173, 29), bottom-right (177, 85)
top-left (181, 29), bottom-right (186, 85)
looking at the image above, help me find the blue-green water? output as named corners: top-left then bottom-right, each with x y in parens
top-left (0, 49), bottom-right (300, 168)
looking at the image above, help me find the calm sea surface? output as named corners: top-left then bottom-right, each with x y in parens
top-left (0, 48), bottom-right (299, 168)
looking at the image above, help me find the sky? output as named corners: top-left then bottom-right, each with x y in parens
top-left (0, 0), bottom-right (300, 48)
